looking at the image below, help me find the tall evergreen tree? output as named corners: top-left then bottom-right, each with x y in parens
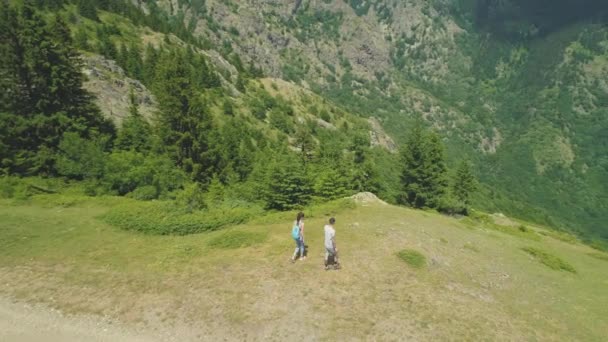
top-left (452, 159), bottom-right (477, 209)
top-left (315, 167), bottom-right (349, 200)
top-left (294, 127), bottom-right (315, 164)
top-left (154, 50), bottom-right (214, 183)
top-left (265, 154), bottom-right (312, 210)
top-left (77, 0), bottom-right (99, 21)
top-left (115, 89), bottom-right (151, 152)
top-left (399, 123), bottom-right (448, 208)
top-left (142, 43), bottom-right (158, 85)
top-left (126, 42), bottom-right (143, 80)
top-left (0, 5), bottom-right (113, 174)
top-left (423, 131), bottom-right (448, 207)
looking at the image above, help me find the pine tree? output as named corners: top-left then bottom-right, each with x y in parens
top-left (294, 127), bottom-right (315, 164)
top-left (116, 43), bottom-right (128, 69)
top-left (142, 43), bottom-right (158, 85)
top-left (115, 89), bottom-right (151, 152)
top-left (452, 159), bottom-right (477, 208)
top-left (0, 5), bottom-right (113, 174)
top-left (74, 28), bottom-right (89, 50)
top-left (399, 123), bottom-right (447, 208)
top-left (265, 154), bottom-right (312, 210)
top-left (154, 50), bottom-right (214, 183)
top-left (126, 42), bottom-right (143, 80)
top-left (423, 131), bottom-right (448, 207)
top-left (315, 168), bottom-right (348, 200)
top-left (77, 0), bottom-right (99, 21)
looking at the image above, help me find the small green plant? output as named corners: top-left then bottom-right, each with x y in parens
top-left (521, 247), bottom-right (576, 273)
top-left (519, 225), bottom-right (528, 232)
top-left (397, 249), bottom-right (426, 269)
top-left (463, 242), bottom-right (479, 253)
top-left (207, 230), bottom-right (267, 249)
top-left (102, 201), bottom-right (262, 235)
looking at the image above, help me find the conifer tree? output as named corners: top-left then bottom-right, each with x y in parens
top-left (0, 5), bottom-right (113, 174)
top-left (315, 168), bottom-right (348, 200)
top-left (77, 0), bottom-right (99, 21)
top-left (74, 28), bottom-right (89, 50)
top-left (452, 159), bottom-right (477, 208)
top-left (116, 43), bottom-right (128, 69)
top-left (265, 154), bottom-right (312, 210)
top-left (115, 89), bottom-right (151, 152)
top-left (142, 43), bottom-right (158, 85)
top-left (400, 123), bottom-right (448, 208)
top-left (294, 128), bottom-right (315, 164)
top-left (154, 50), bottom-right (214, 183)
top-left (126, 42), bottom-right (143, 80)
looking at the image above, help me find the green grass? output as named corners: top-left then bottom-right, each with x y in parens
top-left (538, 229), bottom-right (580, 244)
top-left (207, 230), bottom-right (268, 249)
top-left (588, 252), bottom-right (608, 262)
top-left (521, 247), bottom-right (577, 273)
top-left (1, 196), bottom-right (607, 341)
top-left (397, 249), bottom-right (426, 269)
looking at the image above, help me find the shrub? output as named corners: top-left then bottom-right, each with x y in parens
top-left (207, 230), bottom-right (267, 249)
top-left (130, 185), bottom-right (159, 201)
top-left (102, 201), bottom-right (262, 235)
top-left (56, 132), bottom-right (107, 180)
top-left (103, 151), bottom-right (186, 196)
top-left (176, 183), bottom-right (206, 212)
top-left (0, 176), bottom-right (32, 200)
top-left (437, 195), bottom-right (467, 216)
top-left (521, 247), bottom-right (576, 273)
top-left (397, 249), bottom-right (426, 269)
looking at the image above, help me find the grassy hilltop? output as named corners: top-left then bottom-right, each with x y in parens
top-left (1, 190), bottom-right (607, 340)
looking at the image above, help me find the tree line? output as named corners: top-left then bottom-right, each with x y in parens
top-left (0, 1), bottom-right (477, 214)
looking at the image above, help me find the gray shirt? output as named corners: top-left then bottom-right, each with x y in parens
top-left (324, 224), bottom-right (335, 250)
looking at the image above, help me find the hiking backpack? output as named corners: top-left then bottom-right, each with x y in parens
top-left (291, 224), bottom-right (300, 240)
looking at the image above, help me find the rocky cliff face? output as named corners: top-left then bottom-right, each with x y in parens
top-left (82, 55), bottom-right (157, 125)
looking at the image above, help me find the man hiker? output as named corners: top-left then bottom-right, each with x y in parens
top-left (324, 217), bottom-right (340, 270)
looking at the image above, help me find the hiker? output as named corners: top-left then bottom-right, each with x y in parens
top-left (324, 217), bottom-right (340, 270)
top-left (291, 212), bottom-right (306, 262)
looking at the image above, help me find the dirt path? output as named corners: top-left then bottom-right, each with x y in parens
top-left (0, 297), bottom-right (155, 342)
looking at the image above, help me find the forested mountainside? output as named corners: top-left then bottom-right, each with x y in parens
top-left (1, 0), bottom-right (607, 245)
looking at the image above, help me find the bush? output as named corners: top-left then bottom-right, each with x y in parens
top-left (176, 183), bottom-right (206, 212)
top-left (56, 132), bottom-right (108, 180)
top-left (129, 185), bottom-right (159, 201)
top-left (103, 151), bottom-right (186, 196)
top-left (437, 195), bottom-right (467, 216)
top-left (102, 201), bottom-right (262, 235)
top-left (397, 249), bottom-right (426, 269)
top-left (0, 176), bottom-right (31, 200)
top-left (521, 247), bottom-right (576, 273)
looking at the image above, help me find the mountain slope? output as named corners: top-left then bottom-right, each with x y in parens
top-left (148, 0), bottom-right (608, 241)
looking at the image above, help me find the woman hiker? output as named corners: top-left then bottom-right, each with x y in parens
top-left (291, 212), bottom-right (306, 262)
